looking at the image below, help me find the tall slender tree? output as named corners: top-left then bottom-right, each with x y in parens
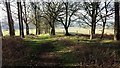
top-left (17, 1), bottom-right (25, 38)
top-left (30, 2), bottom-right (38, 35)
top-left (5, 1), bottom-right (15, 36)
top-left (17, 2), bottom-right (22, 36)
top-left (23, 2), bottom-right (29, 35)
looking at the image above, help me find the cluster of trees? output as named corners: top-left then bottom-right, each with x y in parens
top-left (0, 0), bottom-right (120, 40)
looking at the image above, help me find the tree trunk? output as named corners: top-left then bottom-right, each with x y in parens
top-left (25, 23), bottom-right (29, 35)
top-left (23, 2), bottom-right (29, 35)
top-left (65, 27), bottom-right (70, 36)
top-left (20, 2), bottom-right (25, 38)
top-left (100, 23), bottom-right (105, 39)
top-left (90, 21), bottom-right (96, 40)
top-left (17, 2), bottom-right (22, 36)
top-left (0, 23), bottom-right (3, 37)
top-left (51, 26), bottom-right (55, 35)
top-left (5, 2), bottom-right (15, 36)
top-left (90, 2), bottom-right (98, 39)
top-left (35, 24), bottom-right (38, 35)
top-left (34, 5), bottom-right (38, 35)
top-left (37, 22), bottom-right (41, 35)
top-left (114, 2), bottom-right (119, 40)
top-left (90, 25), bottom-right (94, 40)
top-left (38, 27), bottom-right (41, 35)
top-left (93, 23), bottom-right (96, 34)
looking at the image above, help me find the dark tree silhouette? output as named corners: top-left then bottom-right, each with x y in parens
top-left (23, 2), bottom-right (29, 35)
top-left (17, 1), bottom-right (25, 38)
top-left (114, 1), bottom-right (119, 40)
top-left (5, 1), bottom-right (15, 36)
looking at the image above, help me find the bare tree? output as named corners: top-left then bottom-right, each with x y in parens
top-left (99, 1), bottom-right (114, 39)
top-left (42, 2), bottom-right (63, 35)
top-left (17, 1), bottom-right (25, 38)
top-left (23, 2), bottom-right (29, 35)
top-left (58, 2), bottom-right (80, 36)
top-left (79, 2), bottom-right (114, 39)
top-left (5, 1), bottom-right (15, 36)
top-left (30, 2), bottom-right (39, 35)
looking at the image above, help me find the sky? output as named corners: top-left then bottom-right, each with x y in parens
top-left (0, 1), bottom-right (115, 29)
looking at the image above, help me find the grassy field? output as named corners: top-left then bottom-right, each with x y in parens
top-left (2, 34), bottom-right (120, 67)
top-left (2, 27), bottom-right (114, 36)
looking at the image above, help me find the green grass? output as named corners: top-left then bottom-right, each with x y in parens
top-left (21, 35), bottom-right (120, 66)
top-left (3, 33), bottom-right (120, 66)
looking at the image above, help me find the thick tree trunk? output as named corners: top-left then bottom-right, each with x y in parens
top-left (90, 21), bottom-right (96, 40)
top-left (65, 27), bottom-right (70, 36)
top-left (90, 25), bottom-right (94, 40)
top-left (51, 26), bottom-right (55, 35)
top-left (90, 2), bottom-right (98, 40)
top-left (100, 23), bottom-right (105, 39)
top-left (25, 23), bottom-right (29, 35)
top-left (17, 2), bottom-right (22, 36)
top-left (93, 23), bottom-right (96, 34)
top-left (114, 2), bottom-right (119, 40)
top-left (20, 2), bottom-right (25, 38)
top-left (5, 2), bottom-right (15, 36)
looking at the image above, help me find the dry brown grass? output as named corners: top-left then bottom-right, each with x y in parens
top-left (2, 36), bottom-right (29, 66)
top-left (2, 35), bottom-right (120, 67)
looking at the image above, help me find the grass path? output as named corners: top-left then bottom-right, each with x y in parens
top-left (2, 34), bottom-right (120, 67)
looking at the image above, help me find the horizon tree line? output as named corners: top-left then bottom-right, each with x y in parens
top-left (1, 1), bottom-right (120, 40)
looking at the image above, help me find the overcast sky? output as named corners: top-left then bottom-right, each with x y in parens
top-left (0, 1), bottom-right (115, 29)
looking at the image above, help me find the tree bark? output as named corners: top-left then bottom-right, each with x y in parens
top-left (25, 23), bottom-right (29, 35)
top-left (90, 24), bottom-right (94, 40)
top-left (114, 2), bottom-right (119, 40)
top-left (65, 2), bottom-right (70, 36)
top-left (65, 27), bottom-right (70, 36)
top-left (17, 2), bottom-right (22, 36)
top-left (20, 2), bottom-right (25, 38)
top-left (100, 2), bottom-right (107, 39)
top-left (17, 1), bottom-right (25, 38)
top-left (90, 18), bottom-right (96, 40)
top-left (23, 2), bottom-right (29, 35)
top-left (51, 23), bottom-right (55, 35)
top-left (0, 23), bottom-right (3, 37)
top-left (51, 28), bottom-right (55, 35)
top-left (34, 5), bottom-right (38, 35)
top-left (90, 2), bottom-right (98, 40)
top-left (5, 2), bottom-right (15, 36)
top-left (100, 22), bottom-right (105, 39)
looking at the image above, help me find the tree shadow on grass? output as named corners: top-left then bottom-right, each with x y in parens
top-left (55, 38), bottom-right (120, 67)
top-left (4, 35), bottom-right (120, 67)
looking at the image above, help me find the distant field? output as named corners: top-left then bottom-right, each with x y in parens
top-left (2, 27), bottom-right (114, 36)
top-left (56, 27), bottom-right (114, 35)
